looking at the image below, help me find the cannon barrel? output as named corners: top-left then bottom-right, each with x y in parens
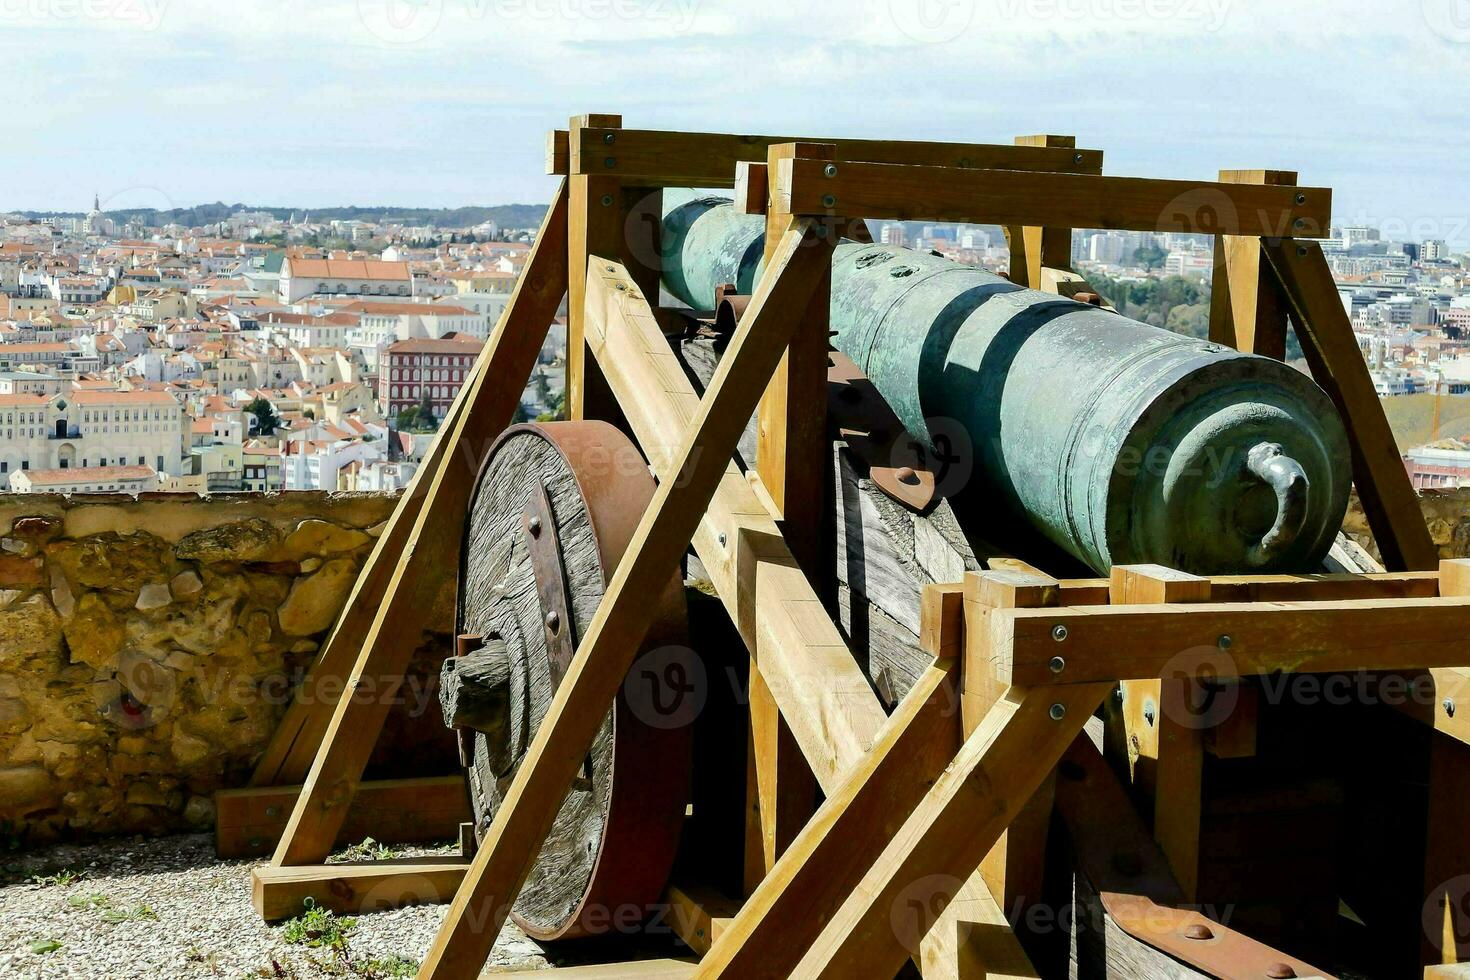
top-left (658, 194), bottom-right (1351, 575)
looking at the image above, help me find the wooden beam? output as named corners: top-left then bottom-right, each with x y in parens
top-left (1262, 239), bottom-right (1437, 571)
top-left (791, 683), bottom-right (1112, 978)
top-left (1004, 135), bottom-right (1076, 288)
top-left (216, 775), bottom-right (469, 859)
top-left (776, 158), bottom-right (1330, 237)
top-left (569, 127), bottom-right (1103, 186)
top-left (994, 596), bottom-right (1470, 686)
top-left (266, 182), bottom-right (568, 868)
top-left (582, 256), bottom-right (886, 790)
top-left (546, 128), bottom-right (570, 175)
top-left (1110, 565), bottom-right (1211, 901)
top-left (1208, 169), bottom-right (1296, 359)
top-left (702, 657), bottom-right (966, 979)
top-left (664, 883), bottom-right (739, 956)
top-left (567, 113), bottom-right (624, 422)
top-left (416, 219), bottom-right (837, 980)
top-left (253, 859), bottom-right (468, 921)
top-left (741, 142), bottom-right (832, 890)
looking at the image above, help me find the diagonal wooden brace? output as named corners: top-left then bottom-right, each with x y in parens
top-left (415, 218), bottom-right (837, 979)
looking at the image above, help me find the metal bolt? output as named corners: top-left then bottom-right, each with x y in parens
top-left (545, 610), bottom-right (560, 633)
top-left (1049, 703), bottom-right (1066, 721)
top-left (1048, 655), bottom-right (1066, 674)
top-left (896, 466), bottom-right (919, 485)
top-left (1217, 634), bottom-right (1232, 650)
top-left (1115, 686), bottom-right (1125, 703)
top-left (528, 516), bottom-right (542, 537)
top-left (603, 132), bottom-right (616, 144)
top-left (1294, 192), bottom-right (1307, 205)
top-left (823, 163), bottom-right (838, 178)
top-left (1074, 152), bottom-right (1084, 163)
top-left (265, 807), bottom-right (279, 818)
top-left (603, 156), bottom-right (616, 169)
top-left (1143, 699), bottom-right (1157, 726)
top-left (1293, 217), bottom-right (1308, 231)
top-left (615, 283), bottom-right (627, 291)
top-left (1052, 624), bottom-right (1068, 642)
top-left (821, 194), bottom-right (837, 209)
top-left (1297, 244), bottom-right (1309, 257)
top-left (600, 194), bottom-right (614, 207)
top-left (718, 531), bottom-right (727, 548)
top-left (1184, 923), bottom-right (1213, 941)
top-left (1265, 965), bottom-right (1297, 979)
top-left (1446, 697), bottom-right (1457, 718)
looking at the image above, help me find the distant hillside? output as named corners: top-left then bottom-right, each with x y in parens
top-left (14, 202), bottom-right (549, 230)
top-left (1381, 392), bottom-right (1470, 450)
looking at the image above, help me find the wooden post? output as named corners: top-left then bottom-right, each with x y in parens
top-left (1004, 135), bottom-right (1076, 287)
top-left (568, 113), bottom-right (624, 422)
top-left (742, 142), bottom-right (834, 889)
top-left (264, 184), bottom-right (570, 869)
top-left (1110, 565), bottom-right (1212, 901)
top-left (1262, 240), bottom-right (1437, 571)
top-left (1208, 169), bottom-right (1296, 360)
top-left (417, 220), bottom-right (836, 980)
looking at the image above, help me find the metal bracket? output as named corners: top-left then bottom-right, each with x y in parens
top-left (827, 351), bottom-right (941, 514)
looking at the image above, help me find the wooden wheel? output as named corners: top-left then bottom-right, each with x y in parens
top-left (446, 420), bottom-right (690, 941)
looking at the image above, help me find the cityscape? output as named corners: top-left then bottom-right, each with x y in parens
top-left (0, 201), bottom-right (1461, 495)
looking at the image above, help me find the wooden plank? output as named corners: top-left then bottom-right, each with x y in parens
top-left (416, 220), bottom-right (837, 980)
top-left (1066, 571), bottom-right (1439, 603)
top-left (995, 596), bottom-right (1470, 687)
top-left (583, 256), bottom-right (886, 790)
top-left (567, 113), bottom-right (624, 422)
top-left (253, 859), bottom-right (468, 921)
top-left (1111, 567), bottom-right (1211, 902)
top-left (664, 883), bottom-right (739, 956)
top-left (546, 128), bottom-right (569, 175)
top-left (266, 182), bottom-right (569, 868)
top-left (791, 683), bottom-right (1112, 978)
top-left (1262, 239), bottom-right (1437, 571)
top-left (1004, 134), bottom-right (1076, 288)
top-left (777, 158), bottom-right (1331, 237)
top-left (216, 776), bottom-right (469, 859)
top-left (1208, 169), bottom-right (1296, 359)
top-left (741, 143), bottom-right (832, 890)
top-left (570, 127), bottom-right (1103, 186)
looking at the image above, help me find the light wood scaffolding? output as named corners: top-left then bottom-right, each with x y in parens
top-left (243, 115), bottom-right (1470, 979)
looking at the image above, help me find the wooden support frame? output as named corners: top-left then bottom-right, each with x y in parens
top-left (1208, 169), bottom-right (1296, 359)
top-left (253, 118), bottom-right (1455, 980)
top-left (1004, 134), bottom-right (1078, 288)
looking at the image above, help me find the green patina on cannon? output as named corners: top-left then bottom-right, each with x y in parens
top-left (659, 193), bottom-right (1352, 575)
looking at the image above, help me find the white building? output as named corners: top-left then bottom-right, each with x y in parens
top-left (12, 464), bottom-right (158, 495)
top-left (0, 388), bottom-right (185, 488)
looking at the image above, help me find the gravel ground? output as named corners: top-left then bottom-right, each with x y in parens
top-left (0, 834), bottom-right (552, 979)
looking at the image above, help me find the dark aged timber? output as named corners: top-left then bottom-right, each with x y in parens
top-left (660, 193), bottom-right (1352, 576)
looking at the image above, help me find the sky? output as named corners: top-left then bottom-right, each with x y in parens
top-left (3, 0), bottom-right (1468, 243)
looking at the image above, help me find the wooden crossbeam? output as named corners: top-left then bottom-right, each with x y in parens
top-left (216, 775), bottom-right (469, 859)
top-left (558, 127), bottom-right (1103, 185)
top-left (416, 219), bottom-right (837, 980)
top-left (1057, 570), bottom-right (1440, 604)
top-left (1262, 239), bottom-right (1437, 571)
top-left (265, 183), bottom-right (569, 868)
top-left (253, 859), bottom-right (469, 921)
top-left (790, 683), bottom-right (1111, 978)
top-left (993, 596), bottom-right (1470, 687)
top-left (775, 157), bottom-right (1330, 237)
top-left (1005, 134), bottom-right (1078, 288)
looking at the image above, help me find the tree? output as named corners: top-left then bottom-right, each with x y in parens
top-left (1132, 243), bottom-right (1168, 271)
top-left (303, 408), bottom-right (315, 419)
top-left (244, 396), bottom-right (280, 435)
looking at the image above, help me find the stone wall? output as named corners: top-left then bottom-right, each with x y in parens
top-left (1342, 487), bottom-right (1470, 564)
top-left (0, 492), bottom-right (456, 846)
